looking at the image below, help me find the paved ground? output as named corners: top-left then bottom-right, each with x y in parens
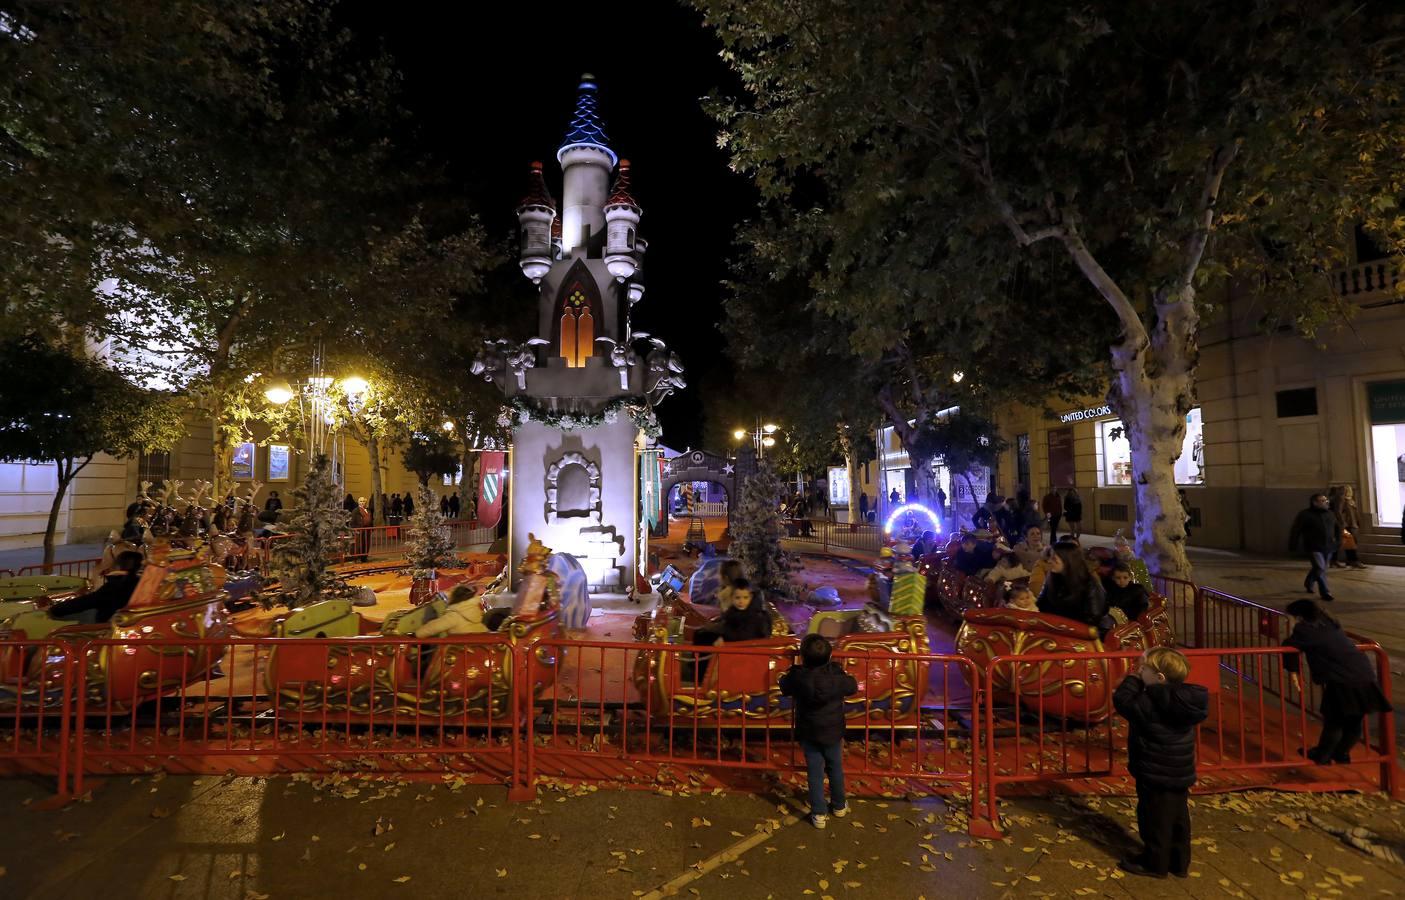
top-left (0, 774), bottom-right (1401, 899)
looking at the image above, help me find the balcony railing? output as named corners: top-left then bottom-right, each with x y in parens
top-left (1335, 258), bottom-right (1402, 306)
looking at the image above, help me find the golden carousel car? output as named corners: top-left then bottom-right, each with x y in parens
top-left (631, 590), bottom-right (931, 729)
top-left (263, 538), bottom-right (563, 724)
top-left (955, 593), bottom-right (1174, 724)
top-left (0, 543), bottom-right (230, 712)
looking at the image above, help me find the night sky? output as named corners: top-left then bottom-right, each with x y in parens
top-left (355, 1), bottom-right (755, 450)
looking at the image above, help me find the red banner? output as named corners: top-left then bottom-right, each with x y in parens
top-left (476, 451), bottom-right (507, 528)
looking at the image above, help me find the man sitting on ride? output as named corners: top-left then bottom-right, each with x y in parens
top-left (50, 551), bottom-right (145, 624)
top-left (1037, 541), bottom-right (1108, 627)
top-left (952, 533), bottom-right (997, 577)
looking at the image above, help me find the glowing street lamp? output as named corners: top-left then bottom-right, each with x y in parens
top-left (264, 379), bottom-right (294, 406)
top-left (340, 375), bottom-right (369, 397)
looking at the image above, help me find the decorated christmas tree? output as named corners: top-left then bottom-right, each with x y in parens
top-left (730, 462), bottom-right (794, 598)
top-left (404, 483), bottom-right (458, 574)
top-left (269, 453), bottom-right (352, 605)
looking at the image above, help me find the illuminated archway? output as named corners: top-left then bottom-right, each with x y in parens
top-left (884, 502), bottom-right (942, 536)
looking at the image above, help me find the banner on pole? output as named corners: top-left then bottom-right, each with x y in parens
top-left (642, 450), bottom-right (662, 529)
top-left (477, 451), bottom-right (507, 528)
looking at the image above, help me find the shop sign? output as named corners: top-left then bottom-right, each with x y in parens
top-left (1368, 380), bottom-right (1405, 425)
top-left (1055, 404), bottom-right (1113, 423)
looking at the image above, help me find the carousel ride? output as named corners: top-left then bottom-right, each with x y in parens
top-left (0, 542), bottom-right (231, 712)
top-left (263, 535), bottom-right (562, 723)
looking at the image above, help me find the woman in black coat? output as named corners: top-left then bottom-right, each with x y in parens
top-left (1037, 540), bottom-right (1108, 627)
top-left (1283, 599), bottom-right (1392, 764)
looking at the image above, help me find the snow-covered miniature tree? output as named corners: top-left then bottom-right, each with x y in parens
top-left (404, 483), bottom-right (457, 575)
top-left (730, 462), bottom-right (794, 598)
top-left (269, 453), bottom-right (352, 605)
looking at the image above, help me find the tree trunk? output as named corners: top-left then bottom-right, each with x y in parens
top-left (906, 454), bottom-right (938, 506)
top-left (367, 431), bottom-right (386, 525)
top-left (209, 386), bottom-right (235, 501)
top-left (43, 457), bottom-right (88, 568)
top-left (837, 427), bottom-right (861, 524)
top-left (1109, 288), bottom-right (1197, 580)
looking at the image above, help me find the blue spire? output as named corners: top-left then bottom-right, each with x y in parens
top-left (557, 74), bottom-right (618, 166)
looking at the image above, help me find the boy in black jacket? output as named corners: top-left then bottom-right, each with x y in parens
top-left (1113, 647), bottom-right (1209, 878)
top-left (780, 634), bottom-right (859, 829)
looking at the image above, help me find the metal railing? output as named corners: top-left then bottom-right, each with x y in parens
top-left (11, 559), bottom-right (103, 580)
top-left (254, 520), bottom-right (498, 576)
top-left (784, 520), bottom-right (885, 555)
top-left (0, 581), bottom-right (1398, 837)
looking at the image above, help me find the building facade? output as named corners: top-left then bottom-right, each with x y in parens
top-left (989, 257), bottom-right (1404, 562)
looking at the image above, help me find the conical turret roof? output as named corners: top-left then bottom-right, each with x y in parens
top-left (605, 160), bottom-right (639, 211)
top-left (516, 161), bottom-right (556, 213)
top-left (557, 74), bottom-right (618, 166)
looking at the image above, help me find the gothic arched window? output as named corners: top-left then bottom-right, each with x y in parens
top-left (556, 260), bottom-right (600, 368)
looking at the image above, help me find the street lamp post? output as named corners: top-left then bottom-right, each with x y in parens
top-left (732, 418), bottom-right (780, 461)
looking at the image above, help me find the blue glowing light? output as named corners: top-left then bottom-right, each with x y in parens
top-left (884, 503), bottom-right (942, 535)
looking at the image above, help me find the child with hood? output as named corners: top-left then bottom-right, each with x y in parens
top-left (780, 634), bottom-right (859, 829)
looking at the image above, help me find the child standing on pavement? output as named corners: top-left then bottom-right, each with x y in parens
top-left (780, 634), bottom-right (859, 829)
top-left (1113, 647), bottom-right (1209, 878)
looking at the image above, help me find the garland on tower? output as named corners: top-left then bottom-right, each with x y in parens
top-left (499, 396), bottom-right (661, 438)
top-left (269, 453), bottom-right (353, 606)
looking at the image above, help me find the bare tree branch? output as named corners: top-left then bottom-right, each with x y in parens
top-left (1059, 211), bottom-right (1149, 347)
top-left (1177, 140), bottom-right (1241, 292)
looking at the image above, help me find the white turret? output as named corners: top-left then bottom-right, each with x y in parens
top-left (603, 160), bottom-right (641, 281)
top-left (556, 75), bottom-right (618, 256)
top-left (515, 161), bottom-right (556, 283)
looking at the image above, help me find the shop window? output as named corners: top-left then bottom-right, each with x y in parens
top-left (1276, 387), bottom-right (1318, 419)
top-left (1097, 408), bottom-right (1204, 486)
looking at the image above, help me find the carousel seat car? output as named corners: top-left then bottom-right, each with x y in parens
top-left (0, 575), bottom-right (89, 604)
top-left (265, 594), bottom-right (560, 723)
top-left (0, 546), bottom-right (230, 711)
top-left (633, 598), bottom-right (930, 728)
top-left (955, 593), bottom-right (1174, 724)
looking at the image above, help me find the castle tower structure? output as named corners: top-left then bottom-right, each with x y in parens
top-left (476, 75), bottom-right (680, 592)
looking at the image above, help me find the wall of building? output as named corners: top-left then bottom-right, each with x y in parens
top-left (987, 276), bottom-right (1405, 556)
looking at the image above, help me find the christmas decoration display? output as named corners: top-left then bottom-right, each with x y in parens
top-left (512, 533), bottom-right (560, 618)
top-left (729, 463), bottom-right (794, 598)
top-left (499, 396), bottom-right (661, 438)
top-left (268, 453), bottom-right (353, 607)
top-left (404, 483), bottom-right (458, 605)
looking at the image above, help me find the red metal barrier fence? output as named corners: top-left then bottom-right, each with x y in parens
top-left (0, 584), bottom-right (1398, 835)
top-left (12, 559), bottom-right (102, 580)
top-left (254, 521), bottom-right (497, 576)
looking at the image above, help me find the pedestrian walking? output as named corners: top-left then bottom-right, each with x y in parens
top-left (858, 491), bottom-right (869, 523)
top-left (449, 491), bottom-right (461, 519)
top-left (403, 491), bottom-right (414, 518)
top-left (1063, 488), bottom-right (1083, 540)
top-left (1288, 493), bottom-right (1341, 602)
top-left (1284, 599), bottom-right (1392, 765)
top-left (1179, 489), bottom-right (1193, 541)
top-left (1041, 488), bottom-right (1063, 541)
top-left (780, 634), bottom-right (859, 829)
top-left (390, 493), bottom-right (403, 523)
top-left (1328, 485), bottom-right (1367, 569)
top-left (440, 494), bottom-right (450, 516)
top-left (1114, 647), bottom-right (1208, 878)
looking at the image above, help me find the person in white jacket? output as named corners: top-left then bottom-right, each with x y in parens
top-left (416, 585), bottom-right (490, 637)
